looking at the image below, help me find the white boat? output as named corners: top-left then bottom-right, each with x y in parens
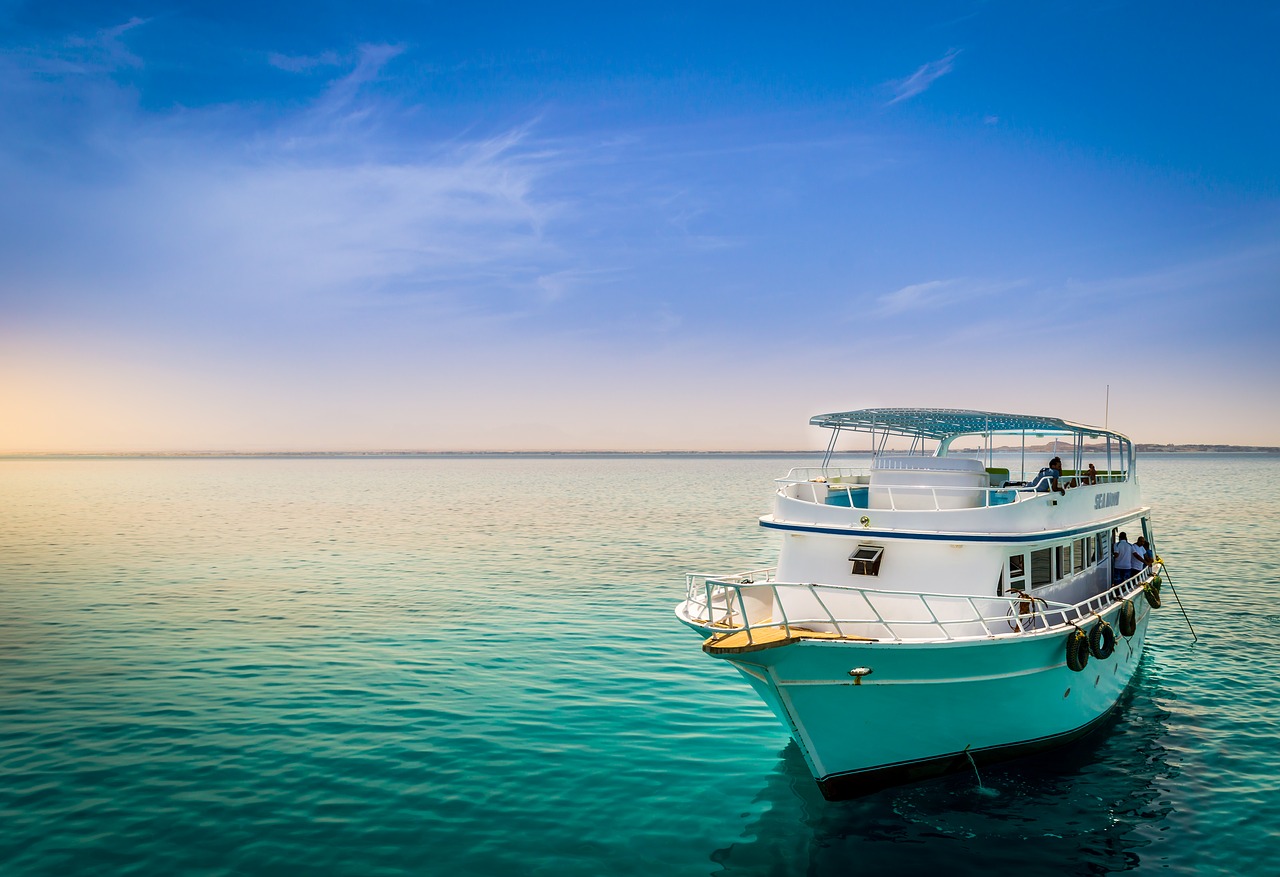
top-left (675, 408), bottom-right (1165, 799)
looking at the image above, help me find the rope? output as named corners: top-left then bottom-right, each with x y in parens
top-left (1157, 559), bottom-right (1199, 643)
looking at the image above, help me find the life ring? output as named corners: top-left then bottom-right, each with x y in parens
top-left (1143, 581), bottom-right (1161, 609)
top-left (1089, 620), bottom-right (1116, 659)
top-left (1065, 628), bottom-right (1090, 672)
top-left (1118, 600), bottom-right (1137, 637)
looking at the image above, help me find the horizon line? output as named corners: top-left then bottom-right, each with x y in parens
top-left (3, 442), bottom-right (1279, 458)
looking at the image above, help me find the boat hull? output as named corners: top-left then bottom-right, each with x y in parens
top-left (698, 600), bottom-right (1152, 799)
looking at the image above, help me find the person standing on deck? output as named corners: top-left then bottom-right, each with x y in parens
top-left (1133, 536), bottom-right (1152, 574)
top-left (1112, 532), bottom-right (1137, 585)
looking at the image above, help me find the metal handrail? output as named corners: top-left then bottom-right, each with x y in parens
top-left (784, 480), bottom-right (1026, 511)
top-left (781, 466), bottom-right (1134, 489)
top-left (683, 568), bottom-right (1152, 644)
top-left (780, 477), bottom-right (1143, 512)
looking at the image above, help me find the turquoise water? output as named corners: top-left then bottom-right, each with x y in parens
top-left (2, 454), bottom-right (1278, 875)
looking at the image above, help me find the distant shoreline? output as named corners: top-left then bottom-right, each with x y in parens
top-left (3, 445), bottom-right (1278, 459)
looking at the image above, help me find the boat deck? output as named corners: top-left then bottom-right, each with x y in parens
top-left (703, 625), bottom-right (875, 655)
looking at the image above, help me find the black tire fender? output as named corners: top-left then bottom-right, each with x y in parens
top-left (1089, 620), bottom-right (1116, 659)
top-left (1118, 599), bottom-right (1137, 637)
top-left (1144, 581), bottom-right (1162, 609)
top-left (1066, 628), bottom-right (1090, 672)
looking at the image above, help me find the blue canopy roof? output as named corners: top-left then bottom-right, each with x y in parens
top-left (809, 408), bottom-right (1128, 443)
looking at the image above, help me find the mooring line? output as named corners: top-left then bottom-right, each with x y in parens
top-left (1158, 560), bottom-right (1198, 643)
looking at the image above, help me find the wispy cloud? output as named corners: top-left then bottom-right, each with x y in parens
top-left (887, 49), bottom-right (960, 105)
top-left (534, 268), bottom-right (624, 304)
top-left (6, 22), bottom-right (823, 350)
top-left (279, 43), bottom-right (408, 142)
top-left (50, 17), bottom-right (149, 74)
top-left (873, 277), bottom-right (1026, 317)
top-left (0, 136), bottom-right (568, 325)
top-left (875, 279), bottom-right (953, 315)
top-left (1047, 241), bottom-right (1280, 310)
top-left (322, 43), bottom-right (404, 100)
top-left (267, 50), bottom-right (343, 73)
top-left (0, 31), bottom-right (571, 329)
top-left (868, 242), bottom-right (1280, 339)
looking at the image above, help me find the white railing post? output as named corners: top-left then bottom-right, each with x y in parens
top-left (773, 584), bottom-right (792, 638)
top-left (808, 584), bottom-right (842, 632)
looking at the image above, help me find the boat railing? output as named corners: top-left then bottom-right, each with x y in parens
top-left (783, 466), bottom-right (869, 483)
top-left (782, 466), bottom-right (1132, 488)
top-left (781, 478), bottom-right (1025, 511)
top-left (683, 567), bottom-right (1153, 645)
top-left (780, 471), bottom-right (1133, 512)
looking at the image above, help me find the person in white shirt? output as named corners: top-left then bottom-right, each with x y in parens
top-left (1112, 532), bottom-right (1137, 585)
top-left (1133, 536), bottom-right (1152, 576)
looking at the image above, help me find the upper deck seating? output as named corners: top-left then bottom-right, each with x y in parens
top-left (869, 455), bottom-right (989, 510)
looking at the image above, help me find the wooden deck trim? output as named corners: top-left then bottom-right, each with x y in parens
top-left (702, 625), bottom-right (876, 655)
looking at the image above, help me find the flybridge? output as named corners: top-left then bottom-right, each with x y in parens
top-left (810, 407), bottom-right (1134, 481)
top-left (809, 408), bottom-right (1127, 442)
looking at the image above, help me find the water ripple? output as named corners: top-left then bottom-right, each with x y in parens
top-left (1, 454), bottom-right (1277, 875)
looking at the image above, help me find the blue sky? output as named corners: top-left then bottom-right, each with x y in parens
top-left (2, 2), bottom-right (1277, 451)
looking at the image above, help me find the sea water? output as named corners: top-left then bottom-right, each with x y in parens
top-left (2, 454), bottom-right (1278, 876)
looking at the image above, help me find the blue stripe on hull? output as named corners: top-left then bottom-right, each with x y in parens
top-left (760, 508), bottom-right (1150, 543)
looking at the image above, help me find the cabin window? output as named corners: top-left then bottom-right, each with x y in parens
top-left (848, 545), bottom-right (884, 576)
top-left (1055, 545), bottom-right (1069, 579)
top-left (1030, 548), bottom-right (1052, 588)
top-left (1073, 539), bottom-right (1085, 574)
top-left (1088, 538), bottom-right (1097, 566)
top-left (1096, 531), bottom-right (1110, 566)
top-left (1007, 554), bottom-right (1026, 592)
top-left (1009, 553), bottom-right (1025, 579)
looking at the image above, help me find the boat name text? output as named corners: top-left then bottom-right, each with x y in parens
top-left (1094, 491), bottom-right (1121, 509)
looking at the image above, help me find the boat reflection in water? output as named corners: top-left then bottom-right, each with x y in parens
top-left (708, 667), bottom-right (1177, 876)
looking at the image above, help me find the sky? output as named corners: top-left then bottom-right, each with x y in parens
top-left (1, 1), bottom-right (1278, 452)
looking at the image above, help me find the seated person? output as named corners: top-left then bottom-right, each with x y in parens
top-left (1083, 463), bottom-right (1098, 485)
top-left (1028, 456), bottom-right (1067, 494)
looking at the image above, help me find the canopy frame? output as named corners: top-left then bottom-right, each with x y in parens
top-left (813, 408), bottom-right (1133, 480)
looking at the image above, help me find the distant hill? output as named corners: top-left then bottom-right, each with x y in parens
top-left (1135, 443), bottom-right (1280, 453)
top-left (952, 442), bottom-right (1280, 454)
